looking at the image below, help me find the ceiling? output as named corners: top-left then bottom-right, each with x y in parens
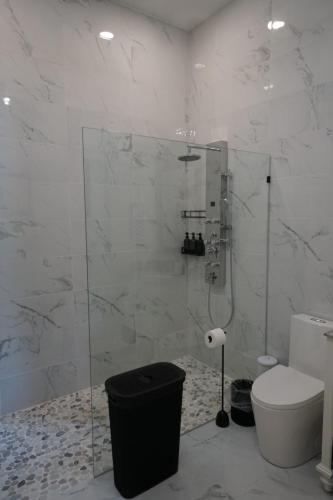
top-left (110, 0), bottom-right (232, 31)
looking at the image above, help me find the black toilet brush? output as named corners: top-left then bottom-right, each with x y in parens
top-left (215, 344), bottom-right (230, 428)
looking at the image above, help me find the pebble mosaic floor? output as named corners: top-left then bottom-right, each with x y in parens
top-left (0, 356), bottom-right (231, 500)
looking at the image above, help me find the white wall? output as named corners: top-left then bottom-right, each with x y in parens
top-left (188, 0), bottom-right (333, 365)
top-left (0, 0), bottom-right (188, 414)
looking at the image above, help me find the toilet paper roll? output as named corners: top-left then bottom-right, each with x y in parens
top-left (205, 328), bottom-right (226, 349)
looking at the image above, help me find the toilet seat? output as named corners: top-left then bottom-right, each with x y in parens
top-left (252, 364), bottom-right (324, 411)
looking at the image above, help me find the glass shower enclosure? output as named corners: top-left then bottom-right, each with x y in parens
top-left (82, 128), bottom-right (270, 476)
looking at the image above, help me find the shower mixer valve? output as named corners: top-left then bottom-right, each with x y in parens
top-left (205, 218), bottom-right (221, 224)
top-left (208, 271), bottom-right (218, 284)
top-left (205, 232), bottom-right (218, 245)
top-left (207, 246), bottom-right (219, 257)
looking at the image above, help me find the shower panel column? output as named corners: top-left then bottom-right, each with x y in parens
top-left (205, 141), bottom-right (229, 288)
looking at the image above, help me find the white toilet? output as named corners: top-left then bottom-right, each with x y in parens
top-left (251, 314), bottom-right (333, 468)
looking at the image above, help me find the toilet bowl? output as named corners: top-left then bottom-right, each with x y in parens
top-left (251, 314), bottom-right (332, 468)
top-left (251, 365), bottom-right (324, 467)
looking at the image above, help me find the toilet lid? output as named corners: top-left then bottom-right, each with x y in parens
top-left (252, 365), bottom-right (324, 410)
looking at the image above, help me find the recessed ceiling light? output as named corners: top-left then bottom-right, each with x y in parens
top-left (3, 97), bottom-right (11, 106)
top-left (264, 83), bottom-right (274, 91)
top-left (99, 31), bottom-right (114, 41)
top-left (194, 63), bottom-right (206, 70)
top-left (267, 20), bottom-right (285, 31)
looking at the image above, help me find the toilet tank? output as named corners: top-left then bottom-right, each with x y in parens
top-left (289, 314), bottom-right (333, 380)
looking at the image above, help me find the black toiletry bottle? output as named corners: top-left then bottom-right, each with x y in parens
top-left (189, 233), bottom-right (196, 254)
top-left (196, 233), bottom-right (205, 256)
top-left (182, 232), bottom-right (190, 254)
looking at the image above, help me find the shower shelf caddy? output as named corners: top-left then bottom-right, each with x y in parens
top-left (181, 210), bottom-right (206, 219)
top-left (316, 330), bottom-right (333, 493)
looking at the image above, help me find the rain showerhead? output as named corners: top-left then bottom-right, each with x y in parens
top-left (178, 154), bottom-right (201, 162)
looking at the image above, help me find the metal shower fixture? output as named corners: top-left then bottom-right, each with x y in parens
top-left (177, 143), bottom-right (224, 162)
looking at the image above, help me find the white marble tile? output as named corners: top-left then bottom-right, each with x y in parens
top-left (0, 291), bottom-right (89, 380)
top-left (0, 358), bottom-right (90, 415)
top-left (0, 139), bottom-right (70, 182)
top-left (135, 275), bottom-right (188, 339)
top-left (0, 97), bottom-right (68, 144)
top-left (86, 217), bottom-right (133, 255)
top-left (0, 0), bottom-right (63, 63)
top-left (85, 184), bottom-right (135, 220)
top-left (0, 178), bottom-right (69, 223)
top-left (0, 217), bottom-right (71, 259)
top-left (87, 251), bottom-right (136, 288)
top-left (0, 51), bottom-right (64, 105)
top-left (0, 254), bottom-right (77, 300)
top-left (0, 292), bottom-right (70, 377)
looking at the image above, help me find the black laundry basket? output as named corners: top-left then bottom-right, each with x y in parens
top-left (230, 379), bottom-right (255, 427)
top-left (105, 362), bottom-right (186, 499)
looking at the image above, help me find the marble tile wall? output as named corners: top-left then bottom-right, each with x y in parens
top-left (187, 0), bottom-right (333, 367)
top-left (0, 0), bottom-right (188, 414)
top-left (3, 0), bottom-right (330, 412)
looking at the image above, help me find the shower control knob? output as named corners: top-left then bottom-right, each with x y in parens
top-left (205, 219), bottom-right (212, 224)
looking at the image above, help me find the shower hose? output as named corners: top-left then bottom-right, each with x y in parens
top-left (208, 235), bottom-right (234, 330)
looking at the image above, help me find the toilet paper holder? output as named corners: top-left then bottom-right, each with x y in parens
top-left (204, 327), bottom-right (229, 428)
top-left (215, 343), bottom-right (230, 428)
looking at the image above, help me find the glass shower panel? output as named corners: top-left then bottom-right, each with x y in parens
top-left (83, 129), bottom-right (189, 476)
